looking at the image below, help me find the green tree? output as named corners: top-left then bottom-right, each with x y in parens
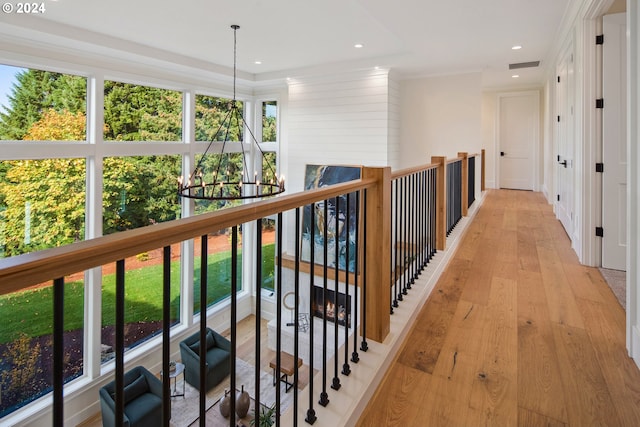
top-left (102, 155), bottom-right (181, 234)
top-left (103, 81), bottom-right (182, 141)
top-left (0, 110), bottom-right (86, 256)
top-left (0, 69), bottom-right (86, 140)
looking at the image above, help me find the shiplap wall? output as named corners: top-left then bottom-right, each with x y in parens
top-left (285, 69), bottom-right (395, 194)
top-left (387, 72), bottom-right (401, 169)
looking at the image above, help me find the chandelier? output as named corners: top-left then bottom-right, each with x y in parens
top-left (178, 25), bottom-right (285, 201)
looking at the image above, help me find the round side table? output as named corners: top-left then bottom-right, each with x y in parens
top-left (162, 362), bottom-right (185, 398)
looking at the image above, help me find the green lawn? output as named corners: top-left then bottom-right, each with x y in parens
top-left (0, 243), bottom-right (275, 344)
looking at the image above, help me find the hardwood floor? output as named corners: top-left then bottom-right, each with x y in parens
top-left (357, 189), bottom-right (640, 427)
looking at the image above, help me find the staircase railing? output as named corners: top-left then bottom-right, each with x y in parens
top-left (0, 151), bottom-right (485, 426)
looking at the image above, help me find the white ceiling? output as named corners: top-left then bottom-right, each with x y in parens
top-left (1, 0), bottom-right (573, 88)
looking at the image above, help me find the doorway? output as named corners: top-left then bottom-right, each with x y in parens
top-left (555, 45), bottom-right (575, 236)
top-left (601, 12), bottom-right (627, 271)
top-left (497, 91), bottom-right (539, 190)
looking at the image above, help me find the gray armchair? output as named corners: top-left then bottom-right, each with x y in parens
top-left (99, 366), bottom-right (163, 427)
top-left (180, 327), bottom-right (231, 391)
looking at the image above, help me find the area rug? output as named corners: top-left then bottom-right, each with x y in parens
top-left (599, 268), bottom-right (626, 309)
top-left (169, 358), bottom-right (293, 427)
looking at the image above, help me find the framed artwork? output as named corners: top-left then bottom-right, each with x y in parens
top-left (301, 165), bottom-right (361, 273)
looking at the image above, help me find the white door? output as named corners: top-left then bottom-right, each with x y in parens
top-left (498, 92), bottom-right (538, 190)
top-left (556, 46), bottom-right (575, 235)
top-left (602, 13), bottom-right (627, 271)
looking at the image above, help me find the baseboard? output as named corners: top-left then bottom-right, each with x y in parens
top-left (631, 324), bottom-right (640, 370)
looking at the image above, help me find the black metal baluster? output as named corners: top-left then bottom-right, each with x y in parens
top-left (231, 226), bottom-right (238, 427)
top-left (115, 260), bottom-right (125, 427)
top-left (409, 172), bottom-right (415, 286)
top-left (331, 197), bottom-right (341, 391)
top-left (360, 190), bottom-right (368, 353)
top-left (276, 214), bottom-right (283, 424)
top-left (319, 201), bottom-right (329, 407)
top-left (419, 171), bottom-right (425, 271)
top-left (432, 168), bottom-right (437, 258)
top-left (398, 177), bottom-right (404, 302)
top-left (199, 236), bottom-right (207, 426)
top-left (162, 246), bottom-right (171, 427)
top-left (402, 175), bottom-right (408, 295)
top-left (255, 219), bottom-right (263, 423)
top-left (392, 179), bottom-right (398, 309)
top-left (294, 209), bottom-right (301, 427)
top-left (53, 277), bottom-right (64, 427)
top-left (351, 191), bottom-right (360, 364)
top-left (306, 203), bottom-right (317, 425)
top-left (342, 193), bottom-right (351, 376)
top-left (425, 169), bottom-right (435, 262)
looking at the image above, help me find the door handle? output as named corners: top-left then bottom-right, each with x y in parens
top-left (560, 160), bottom-right (567, 168)
top-left (500, 151), bottom-right (505, 157)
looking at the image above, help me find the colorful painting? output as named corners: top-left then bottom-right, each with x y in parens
top-left (301, 165), bottom-right (361, 273)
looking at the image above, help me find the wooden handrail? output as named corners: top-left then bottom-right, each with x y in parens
top-left (0, 177), bottom-right (376, 295)
top-left (446, 156), bottom-right (464, 165)
top-left (390, 163), bottom-right (438, 180)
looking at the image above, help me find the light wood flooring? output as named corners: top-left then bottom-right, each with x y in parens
top-left (357, 189), bottom-right (640, 426)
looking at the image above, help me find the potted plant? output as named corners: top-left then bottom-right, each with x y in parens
top-left (250, 404), bottom-right (276, 427)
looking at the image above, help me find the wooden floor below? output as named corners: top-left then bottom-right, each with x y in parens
top-left (357, 189), bottom-right (640, 427)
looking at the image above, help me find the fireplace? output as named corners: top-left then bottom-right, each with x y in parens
top-left (311, 285), bottom-right (351, 328)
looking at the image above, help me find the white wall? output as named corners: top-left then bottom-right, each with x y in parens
top-left (399, 72), bottom-right (482, 168)
top-left (284, 69), bottom-right (394, 196)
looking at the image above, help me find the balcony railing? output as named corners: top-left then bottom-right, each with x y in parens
top-left (0, 153), bottom-right (483, 426)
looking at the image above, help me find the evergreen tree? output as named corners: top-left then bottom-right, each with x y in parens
top-left (0, 69), bottom-right (86, 140)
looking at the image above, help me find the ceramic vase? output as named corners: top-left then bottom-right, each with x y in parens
top-left (236, 385), bottom-right (250, 418)
top-left (219, 389), bottom-right (231, 418)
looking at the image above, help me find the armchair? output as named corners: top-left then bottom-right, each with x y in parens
top-left (99, 366), bottom-right (163, 427)
top-left (180, 327), bottom-right (231, 391)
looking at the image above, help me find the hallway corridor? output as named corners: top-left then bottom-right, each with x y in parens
top-left (358, 190), bottom-right (640, 426)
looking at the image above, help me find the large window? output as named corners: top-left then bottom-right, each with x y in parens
top-left (0, 159), bottom-right (86, 258)
top-left (0, 65), bottom-right (87, 142)
top-left (0, 275), bottom-right (84, 417)
top-left (103, 81), bottom-right (182, 142)
top-left (100, 248), bottom-right (180, 363)
top-left (195, 95), bottom-right (243, 142)
top-left (193, 233), bottom-right (241, 315)
top-left (262, 100), bottom-right (277, 142)
top-left (0, 59), bottom-right (281, 421)
top-left (103, 155), bottom-right (181, 233)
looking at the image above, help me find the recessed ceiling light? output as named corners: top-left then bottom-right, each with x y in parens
top-left (354, 43), bottom-right (364, 48)
top-left (512, 74), bottom-right (520, 78)
top-left (254, 60), bottom-right (262, 65)
top-left (512, 45), bottom-right (522, 50)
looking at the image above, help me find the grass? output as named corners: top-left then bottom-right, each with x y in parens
top-left (0, 243), bottom-right (275, 344)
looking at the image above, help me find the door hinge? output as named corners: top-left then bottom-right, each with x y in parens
top-left (596, 34), bottom-right (604, 45)
top-left (596, 98), bottom-right (604, 109)
top-left (557, 194), bottom-right (560, 202)
top-left (596, 163), bottom-right (604, 173)
top-left (596, 227), bottom-right (604, 237)
top-left (557, 76), bottom-right (560, 83)
top-left (557, 115), bottom-right (561, 122)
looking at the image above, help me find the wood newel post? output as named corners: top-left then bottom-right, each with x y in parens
top-left (361, 166), bottom-right (391, 343)
top-left (431, 156), bottom-right (446, 251)
top-left (459, 152), bottom-right (468, 217)
top-left (481, 148), bottom-right (486, 192)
